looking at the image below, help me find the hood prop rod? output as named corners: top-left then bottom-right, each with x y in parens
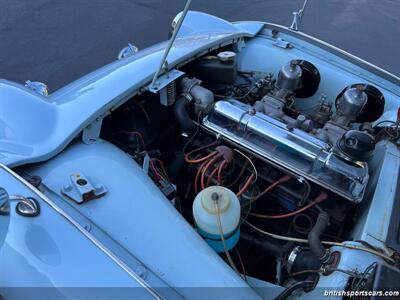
top-left (150, 0), bottom-right (192, 89)
top-left (289, 0), bottom-right (308, 31)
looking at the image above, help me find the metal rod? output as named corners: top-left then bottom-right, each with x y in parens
top-left (289, 0), bottom-right (309, 31)
top-left (150, 0), bottom-right (192, 88)
top-left (9, 195), bottom-right (37, 211)
top-left (299, 0), bottom-right (308, 17)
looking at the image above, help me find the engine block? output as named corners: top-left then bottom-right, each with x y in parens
top-left (203, 99), bottom-right (369, 203)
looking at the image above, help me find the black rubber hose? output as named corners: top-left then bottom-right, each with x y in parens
top-left (174, 97), bottom-right (196, 135)
top-left (274, 280), bottom-right (316, 300)
top-left (308, 210), bottom-right (330, 263)
top-left (241, 231), bottom-right (283, 258)
top-left (291, 250), bottom-right (322, 272)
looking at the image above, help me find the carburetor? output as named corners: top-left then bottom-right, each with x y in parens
top-left (254, 61), bottom-right (376, 162)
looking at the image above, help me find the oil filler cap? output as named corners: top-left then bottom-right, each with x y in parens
top-left (337, 130), bottom-right (375, 161)
top-left (217, 51), bottom-right (236, 63)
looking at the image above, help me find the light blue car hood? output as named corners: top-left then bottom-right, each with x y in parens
top-left (0, 11), bottom-right (263, 167)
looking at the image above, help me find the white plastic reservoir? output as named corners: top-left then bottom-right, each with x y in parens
top-left (193, 186), bottom-right (241, 253)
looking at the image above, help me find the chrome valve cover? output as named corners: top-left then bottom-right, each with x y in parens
top-left (203, 99), bottom-right (369, 203)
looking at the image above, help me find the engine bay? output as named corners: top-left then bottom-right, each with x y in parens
top-left (99, 46), bottom-right (399, 293)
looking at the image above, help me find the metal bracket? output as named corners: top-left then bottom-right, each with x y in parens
top-left (273, 37), bottom-right (291, 49)
top-left (25, 80), bottom-right (49, 96)
top-left (61, 173), bottom-right (107, 204)
top-left (147, 69), bottom-right (185, 93)
top-left (82, 118), bottom-right (103, 144)
top-left (233, 38), bottom-right (246, 53)
top-left (146, 69), bottom-right (185, 106)
top-left (117, 43), bottom-right (139, 60)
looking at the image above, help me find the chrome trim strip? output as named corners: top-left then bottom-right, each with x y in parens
top-left (0, 164), bottom-right (164, 300)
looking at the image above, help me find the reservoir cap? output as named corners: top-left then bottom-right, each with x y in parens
top-left (201, 186), bottom-right (230, 214)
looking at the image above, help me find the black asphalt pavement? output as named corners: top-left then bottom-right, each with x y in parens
top-left (0, 0), bottom-right (399, 91)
